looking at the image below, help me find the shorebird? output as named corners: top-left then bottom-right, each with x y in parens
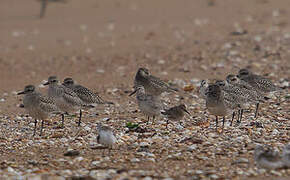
top-left (44, 76), bottom-right (87, 127)
top-left (133, 85), bottom-right (162, 124)
top-left (96, 123), bottom-right (117, 155)
top-left (161, 104), bottom-right (190, 128)
top-left (215, 79), bottom-right (253, 125)
top-left (237, 68), bottom-right (282, 118)
top-left (129, 67), bottom-right (178, 96)
top-left (17, 85), bottom-right (60, 136)
top-left (199, 80), bottom-right (209, 99)
top-left (254, 145), bottom-right (284, 170)
top-left (62, 77), bottom-right (113, 126)
top-left (205, 84), bottom-right (240, 131)
top-left (282, 144), bottom-right (290, 168)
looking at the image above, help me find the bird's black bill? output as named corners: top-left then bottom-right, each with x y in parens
top-left (184, 109), bottom-right (191, 115)
top-left (43, 82), bottom-right (49, 86)
top-left (129, 89), bottom-right (137, 96)
top-left (17, 91), bottom-right (25, 95)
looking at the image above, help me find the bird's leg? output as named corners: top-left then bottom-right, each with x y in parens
top-left (222, 116), bottom-right (225, 131)
top-left (152, 116), bottom-right (155, 124)
top-left (40, 119), bottom-right (44, 136)
top-left (239, 109), bottom-right (243, 124)
top-left (215, 116), bottom-right (218, 131)
top-left (254, 103), bottom-right (259, 118)
top-left (78, 109), bottom-right (82, 126)
top-left (33, 119), bottom-right (37, 136)
top-left (40, 0), bottom-right (47, 18)
top-left (166, 119), bottom-right (169, 129)
top-left (230, 112), bottom-right (235, 126)
top-left (147, 116), bottom-right (150, 125)
top-left (61, 113), bottom-right (65, 128)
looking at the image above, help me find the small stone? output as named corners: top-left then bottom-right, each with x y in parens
top-left (64, 149), bottom-right (80, 157)
top-left (130, 158), bottom-right (140, 163)
top-left (187, 144), bottom-right (197, 152)
top-left (91, 161), bottom-right (101, 166)
top-left (209, 174), bottom-right (219, 179)
top-left (233, 158), bottom-right (249, 164)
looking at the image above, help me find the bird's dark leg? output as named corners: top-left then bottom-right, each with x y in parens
top-left (230, 112), bottom-right (235, 126)
top-left (61, 113), bottom-right (65, 128)
top-left (222, 116), bottom-right (225, 131)
top-left (254, 103), bottom-right (259, 118)
top-left (33, 119), bottom-right (37, 136)
top-left (40, 119), bottom-right (44, 136)
top-left (239, 109), bottom-right (244, 123)
top-left (166, 119), bottom-right (169, 129)
top-left (40, 0), bottom-right (47, 18)
top-left (78, 109), bottom-right (82, 126)
top-left (215, 116), bottom-right (218, 131)
top-left (152, 116), bottom-right (155, 124)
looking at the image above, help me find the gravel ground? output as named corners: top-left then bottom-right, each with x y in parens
top-left (0, 0), bottom-right (289, 179)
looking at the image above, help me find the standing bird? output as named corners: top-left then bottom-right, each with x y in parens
top-left (133, 85), bottom-right (162, 124)
top-left (17, 85), bottom-right (60, 136)
top-left (237, 69), bottom-right (282, 118)
top-left (215, 79), bottom-right (253, 125)
top-left (43, 76), bottom-right (86, 127)
top-left (254, 145), bottom-right (284, 170)
top-left (205, 84), bottom-right (240, 131)
top-left (96, 123), bottom-right (117, 155)
top-left (129, 68), bottom-right (178, 96)
top-left (62, 77), bottom-right (113, 126)
top-left (161, 104), bottom-right (190, 128)
top-left (282, 144), bottom-right (290, 168)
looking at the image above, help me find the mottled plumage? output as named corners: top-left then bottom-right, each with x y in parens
top-left (130, 68), bottom-right (178, 96)
top-left (199, 80), bottom-right (209, 99)
top-left (205, 84), bottom-right (240, 131)
top-left (62, 77), bottom-right (110, 106)
top-left (134, 85), bottom-right (162, 124)
top-left (254, 145), bottom-right (284, 170)
top-left (18, 85), bottom-right (60, 136)
top-left (237, 69), bottom-right (281, 95)
top-left (162, 104), bottom-right (190, 128)
top-left (44, 76), bottom-right (86, 127)
top-left (96, 123), bottom-right (116, 155)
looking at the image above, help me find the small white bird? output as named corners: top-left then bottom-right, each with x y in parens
top-left (282, 144), bottom-right (290, 168)
top-left (254, 145), bottom-right (284, 170)
top-left (97, 123), bottom-right (117, 155)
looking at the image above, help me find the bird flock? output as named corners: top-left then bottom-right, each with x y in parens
top-left (17, 67), bottom-right (288, 169)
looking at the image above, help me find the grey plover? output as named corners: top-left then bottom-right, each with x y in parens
top-left (237, 68), bottom-right (282, 118)
top-left (254, 145), bottom-right (284, 170)
top-left (161, 104), bottom-right (190, 127)
top-left (17, 85), bottom-right (60, 136)
top-left (215, 79), bottom-right (253, 125)
top-left (62, 77), bottom-right (113, 126)
top-left (205, 84), bottom-right (240, 131)
top-left (226, 74), bottom-right (266, 119)
top-left (44, 76), bottom-right (86, 127)
top-left (129, 67), bottom-right (178, 96)
top-left (97, 123), bottom-right (116, 155)
top-left (282, 144), bottom-right (290, 168)
top-left (133, 85), bottom-right (162, 124)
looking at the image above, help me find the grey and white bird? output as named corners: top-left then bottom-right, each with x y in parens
top-left (134, 85), bottom-right (162, 124)
top-left (199, 80), bottom-right (209, 99)
top-left (161, 104), bottom-right (190, 127)
top-left (282, 144), bottom-right (290, 168)
top-left (62, 77), bottom-right (113, 126)
top-left (96, 123), bottom-right (117, 155)
top-left (254, 145), bottom-right (284, 170)
top-left (44, 76), bottom-right (87, 127)
top-left (237, 69), bottom-right (282, 118)
top-left (129, 67), bottom-right (178, 96)
top-left (17, 85), bottom-right (60, 136)
top-left (205, 84), bottom-right (240, 131)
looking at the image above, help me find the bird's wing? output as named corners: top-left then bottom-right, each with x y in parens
top-left (149, 75), bottom-right (178, 92)
top-left (39, 95), bottom-right (60, 113)
top-left (74, 85), bottom-right (105, 104)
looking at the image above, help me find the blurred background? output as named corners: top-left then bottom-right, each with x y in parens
top-left (0, 0), bottom-right (289, 95)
